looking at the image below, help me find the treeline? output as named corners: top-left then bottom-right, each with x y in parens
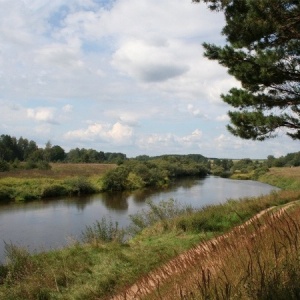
top-left (266, 153), bottom-right (300, 168)
top-left (209, 152), bottom-right (300, 179)
top-left (0, 134), bottom-right (127, 171)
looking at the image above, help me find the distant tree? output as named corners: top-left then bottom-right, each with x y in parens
top-left (49, 145), bottom-right (66, 162)
top-left (28, 149), bottom-right (45, 162)
top-left (193, 0), bottom-right (300, 140)
top-left (66, 148), bottom-right (81, 162)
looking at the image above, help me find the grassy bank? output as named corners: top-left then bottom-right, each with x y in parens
top-left (0, 167), bottom-right (299, 299)
top-left (0, 163), bottom-right (116, 202)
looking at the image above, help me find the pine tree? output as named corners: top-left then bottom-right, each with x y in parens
top-left (194, 0), bottom-right (300, 140)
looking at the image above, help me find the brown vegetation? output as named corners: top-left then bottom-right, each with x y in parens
top-left (113, 201), bottom-right (300, 299)
top-left (0, 163), bottom-right (116, 179)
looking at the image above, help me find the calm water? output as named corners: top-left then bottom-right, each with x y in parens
top-left (0, 176), bottom-right (279, 263)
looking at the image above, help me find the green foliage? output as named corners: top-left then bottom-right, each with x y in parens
top-left (82, 217), bottom-right (125, 244)
top-left (194, 0), bottom-right (300, 141)
top-left (0, 134), bottom-right (127, 166)
top-left (0, 187), bottom-right (12, 201)
top-left (129, 199), bottom-right (193, 235)
top-left (41, 184), bottom-right (68, 198)
top-left (64, 177), bottom-right (96, 196)
top-left (101, 157), bottom-right (208, 192)
top-left (0, 160), bottom-right (9, 172)
top-left (267, 151), bottom-right (300, 168)
top-left (36, 161), bottom-right (51, 170)
top-left (3, 243), bottom-right (33, 283)
top-left (101, 166), bottom-right (130, 191)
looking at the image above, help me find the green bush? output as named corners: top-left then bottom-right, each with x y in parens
top-left (101, 166), bottom-right (129, 191)
top-left (41, 184), bottom-right (68, 198)
top-left (0, 160), bottom-right (9, 172)
top-left (82, 216), bottom-right (125, 244)
top-left (126, 172), bottom-right (145, 190)
top-left (36, 161), bottom-right (51, 170)
top-left (129, 199), bottom-right (193, 235)
top-left (65, 177), bottom-right (96, 196)
top-left (24, 160), bottom-right (37, 170)
top-left (0, 187), bottom-right (12, 201)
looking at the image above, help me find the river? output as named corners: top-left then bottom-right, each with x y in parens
top-left (0, 176), bottom-right (279, 263)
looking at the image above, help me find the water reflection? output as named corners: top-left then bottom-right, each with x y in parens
top-left (0, 176), bottom-right (279, 263)
top-left (101, 192), bottom-right (129, 211)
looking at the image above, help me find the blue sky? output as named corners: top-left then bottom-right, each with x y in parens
top-left (0, 0), bottom-right (298, 159)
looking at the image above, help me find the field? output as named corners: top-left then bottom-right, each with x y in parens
top-left (0, 163), bottom-right (116, 179)
top-left (0, 163), bottom-right (116, 201)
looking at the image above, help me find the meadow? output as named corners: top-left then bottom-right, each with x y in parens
top-left (0, 167), bottom-right (299, 299)
top-left (0, 163), bottom-right (116, 201)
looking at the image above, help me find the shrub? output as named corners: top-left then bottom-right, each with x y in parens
top-left (126, 172), bottom-right (145, 190)
top-left (24, 160), bottom-right (37, 170)
top-left (0, 160), bottom-right (9, 172)
top-left (4, 243), bottom-right (34, 282)
top-left (41, 184), bottom-right (68, 198)
top-left (82, 216), bottom-right (125, 244)
top-left (128, 199), bottom-right (193, 235)
top-left (36, 161), bottom-right (51, 170)
top-left (0, 187), bottom-right (12, 201)
top-left (101, 166), bottom-right (129, 191)
top-left (65, 177), bottom-right (96, 196)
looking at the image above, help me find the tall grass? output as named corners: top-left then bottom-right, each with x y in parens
top-left (127, 203), bottom-right (300, 300)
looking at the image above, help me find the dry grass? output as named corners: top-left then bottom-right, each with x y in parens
top-left (268, 166), bottom-right (300, 180)
top-left (0, 163), bottom-right (116, 179)
top-left (113, 201), bottom-right (300, 300)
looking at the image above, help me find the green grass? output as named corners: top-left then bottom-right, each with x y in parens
top-left (259, 167), bottom-right (300, 190)
top-left (0, 163), bottom-right (116, 202)
top-left (0, 167), bottom-right (300, 299)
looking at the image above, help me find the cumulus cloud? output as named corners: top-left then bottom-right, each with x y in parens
top-left (27, 107), bottom-right (57, 124)
top-left (137, 129), bottom-right (203, 153)
top-left (64, 121), bottom-right (133, 144)
top-left (112, 39), bottom-right (189, 82)
top-left (187, 104), bottom-right (210, 119)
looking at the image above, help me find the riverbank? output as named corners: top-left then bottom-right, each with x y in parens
top-left (0, 167), bottom-right (299, 299)
top-left (0, 163), bottom-right (116, 202)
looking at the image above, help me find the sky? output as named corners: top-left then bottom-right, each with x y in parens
top-left (0, 0), bottom-right (298, 159)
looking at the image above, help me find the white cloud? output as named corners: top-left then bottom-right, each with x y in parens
top-left (27, 107), bottom-right (57, 124)
top-left (187, 104), bottom-right (210, 119)
top-left (35, 40), bottom-right (84, 69)
top-left (65, 121), bottom-right (134, 144)
top-left (62, 104), bottom-right (73, 112)
top-left (112, 39), bottom-right (189, 82)
top-left (108, 122), bottom-right (133, 142)
top-left (216, 114), bottom-right (229, 122)
top-left (137, 129), bottom-right (203, 153)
